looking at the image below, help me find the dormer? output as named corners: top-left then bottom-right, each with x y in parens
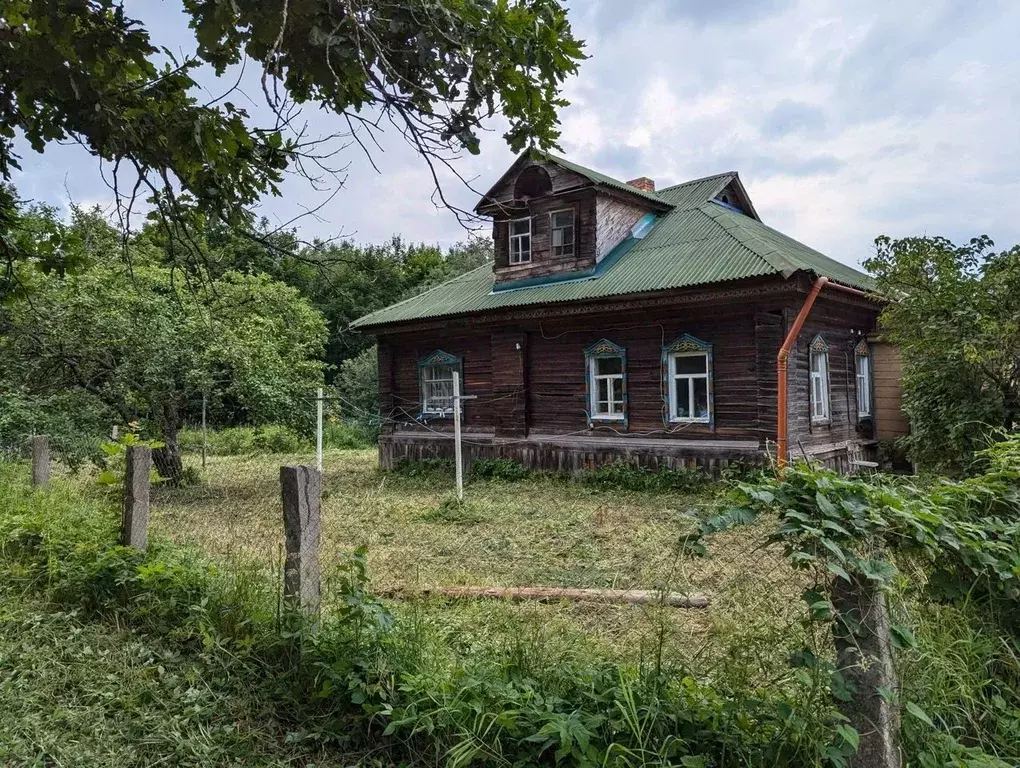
top-left (475, 151), bottom-right (672, 288)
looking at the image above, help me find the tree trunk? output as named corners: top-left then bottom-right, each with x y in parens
top-left (153, 400), bottom-right (183, 486)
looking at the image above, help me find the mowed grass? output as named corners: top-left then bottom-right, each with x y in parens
top-left (147, 449), bottom-right (808, 669)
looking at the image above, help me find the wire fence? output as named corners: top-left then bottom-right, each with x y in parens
top-left (12, 412), bottom-right (821, 682)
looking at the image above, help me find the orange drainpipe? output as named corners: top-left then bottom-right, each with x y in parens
top-left (777, 276), bottom-right (873, 469)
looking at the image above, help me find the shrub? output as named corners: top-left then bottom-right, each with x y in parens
top-left (323, 420), bottom-right (376, 450)
top-left (178, 425), bottom-right (310, 456)
top-left (471, 457), bottom-right (530, 481)
top-left (391, 456), bottom-right (455, 478)
top-left (579, 460), bottom-right (707, 493)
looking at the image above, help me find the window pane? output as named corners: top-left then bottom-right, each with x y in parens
top-left (811, 351), bottom-right (826, 374)
top-left (674, 354), bottom-right (707, 375)
top-left (596, 356), bottom-right (623, 375)
top-left (692, 378), bottom-right (708, 417)
top-left (597, 378), bottom-right (609, 405)
top-left (511, 218), bottom-right (530, 235)
top-left (552, 211), bottom-right (572, 228)
top-left (611, 378), bottom-right (623, 411)
top-left (674, 379), bottom-right (690, 418)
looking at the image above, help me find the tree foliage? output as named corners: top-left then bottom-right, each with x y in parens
top-left (865, 235), bottom-right (1020, 472)
top-left (0, 0), bottom-right (583, 273)
top-left (0, 207), bottom-right (326, 481)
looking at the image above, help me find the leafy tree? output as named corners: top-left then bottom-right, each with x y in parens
top-left (1, 0), bottom-right (583, 275)
top-left (865, 235), bottom-right (1020, 472)
top-left (0, 210), bottom-right (326, 482)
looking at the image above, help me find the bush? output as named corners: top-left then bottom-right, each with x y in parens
top-left (323, 420), bottom-right (376, 450)
top-left (579, 460), bottom-right (707, 493)
top-left (471, 457), bottom-right (530, 481)
top-left (178, 425), bottom-right (309, 456)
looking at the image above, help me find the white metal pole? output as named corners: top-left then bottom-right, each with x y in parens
top-left (316, 386), bottom-right (324, 472)
top-left (453, 371), bottom-right (463, 500)
top-left (201, 392), bottom-right (207, 469)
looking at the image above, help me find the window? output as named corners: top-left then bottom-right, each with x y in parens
top-left (550, 209), bottom-right (575, 257)
top-left (809, 336), bottom-right (830, 422)
top-left (418, 350), bottom-right (462, 416)
top-left (585, 340), bottom-right (627, 423)
top-left (664, 334), bottom-right (713, 424)
top-left (509, 217), bottom-right (531, 264)
top-left (855, 341), bottom-right (872, 418)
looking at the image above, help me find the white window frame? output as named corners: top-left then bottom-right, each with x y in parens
top-left (421, 364), bottom-right (458, 416)
top-left (856, 352), bottom-right (872, 418)
top-left (668, 351), bottom-right (711, 423)
top-left (550, 208), bottom-right (575, 257)
top-left (810, 345), bottom-right (830, 423)
top-left (589, 355), bottom-right (625, 421)
top-left (509, 217), bottom-right (532, 265)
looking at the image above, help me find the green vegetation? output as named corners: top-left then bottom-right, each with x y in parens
top-left (2, 434), bottom-right (1019, 766)
top-left (866, 235), bottom-right (1020, 472)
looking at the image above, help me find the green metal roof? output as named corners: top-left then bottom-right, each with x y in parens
top-left (352, 169), bottom-right (875, 330)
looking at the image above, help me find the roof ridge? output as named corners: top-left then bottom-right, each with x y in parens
top-left (699, 202), bottom-right (798, 276)
top-left (656, 171), bottom-right (736, 193)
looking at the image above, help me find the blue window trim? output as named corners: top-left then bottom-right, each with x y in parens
top-left (809, 334), bottom-right (831, 426)
top-left (584, 338), bottom-right (628, 428)
top-left (417, 349), bottom-right (463, 420)
top-left (661, 334), bottom-right (714, 429)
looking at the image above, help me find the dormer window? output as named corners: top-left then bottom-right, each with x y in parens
top-left (551, 209), bottom-right (575, 257)
top-left (509, 217), bottom-right (532, 264)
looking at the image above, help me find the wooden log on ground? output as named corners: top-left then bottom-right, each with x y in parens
top-left (379, 585), bottom-right (710, 608)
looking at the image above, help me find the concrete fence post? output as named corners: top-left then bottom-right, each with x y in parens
top-left (831, 572), bottom-right (901, 768)
top-left (280, 465), bottom-right (322, 618)
top-left (30, 435), bottom-right (50, 489)
top-left (121, 445), bottom-right (151, 551)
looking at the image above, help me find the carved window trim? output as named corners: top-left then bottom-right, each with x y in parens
top-left (809, 335), bottom-right (831, 424)
top-left (417, 349), bottom-right (463, 418)
top-left (585, 339), bottom-right (627, 426)
top-left (662, 334), bottom-right (714, 427)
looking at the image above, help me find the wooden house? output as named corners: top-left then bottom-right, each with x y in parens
top-left (351, 151), bottom-right (907, 472)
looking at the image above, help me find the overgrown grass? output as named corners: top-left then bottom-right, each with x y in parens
top-left (177, 421), bottom-right (375, 457)
top-left (2, 454), bottom-right (1016, 767)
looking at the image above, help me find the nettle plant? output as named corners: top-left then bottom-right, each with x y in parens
top-left (692, 434), bottom-right (1020, 764)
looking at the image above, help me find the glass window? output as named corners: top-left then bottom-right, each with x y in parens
top-left (856, 353), bottom-right (871, 417)
top-left (590, 355), bottom-right (625, 419)
top-left (551, 210), bottom-right (575, 257)
top-left (422, 364), bottom-right (456, 415)
top-left (509, 217), bottom-right (531, 264)
top-left (810, 346), bottom-right (830, 422)
top-left (669, 352), bottom-right (710, 422)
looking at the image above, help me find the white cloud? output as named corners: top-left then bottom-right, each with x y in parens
top-left (12, 0), bottom-right (1020, 264)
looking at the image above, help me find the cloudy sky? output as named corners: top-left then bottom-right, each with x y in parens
top-left (11, 0), bottom-right (1020, 270)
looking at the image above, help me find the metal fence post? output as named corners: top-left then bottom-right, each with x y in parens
top-left (30, 435), bottom-right (50, 489)
top-left (280, 465), bottom-right (322, 618)
top-left (316, 387), bottom-right (324, 473)
top-left (121, 445), bottom-right (151, 551)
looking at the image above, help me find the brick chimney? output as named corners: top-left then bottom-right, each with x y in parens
top-left (626, 176), bottom-right (655, 193)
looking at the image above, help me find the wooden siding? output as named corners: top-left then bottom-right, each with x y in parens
top-left (872, 342), bottom-right (910, 440)
top-left (386, 330), bottom-right (494, 433)
top-left (375, 283), bottom-right (884, 470)
top-left (493, 188), bottom-right (598, 282)
top-left (784, 296), bottom-right (879, 457)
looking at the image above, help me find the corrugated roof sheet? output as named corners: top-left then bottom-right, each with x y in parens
top-left (352, 169), bottom-right (875, 329)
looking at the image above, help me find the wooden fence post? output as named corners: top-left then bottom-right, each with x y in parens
top-left (121, 445), bottom-right (151, 551)
top-left (280, 465), bottom-right (322, 618)
top-left (30, 435), bottom-right (50, 489)
top-left (831, 572), bottom-right (901, 768)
